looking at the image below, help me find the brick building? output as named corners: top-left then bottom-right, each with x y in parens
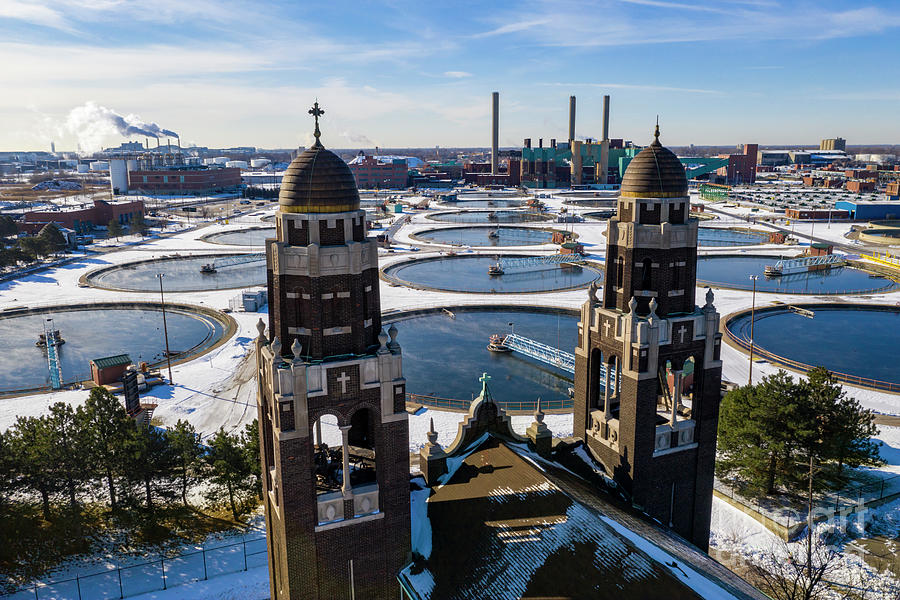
top-left (21, 198), bottom-right (144, 234)
top-left (573, 124), bottom-right (723, 550)
top-left (846, 180), bottom-right (876, 193)
top-left (256, 109), bottom-right (409, 600)
top-left (127, 167), bottom-right (241, 194)
top-left (716, 143), bottom-right (757, 185)
top-left (347, 152), bottom-right (408, 189)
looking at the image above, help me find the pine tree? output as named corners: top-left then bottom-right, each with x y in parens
top-left (8, 416), bottom-right (56, 520)
top-left (205, 428), bottom-right (253, 520)
top-left (131, 213), bottom-right (147, 238)
top-left (717, 371), bottom-right (804, 496)
top-left (0, 215), bottom-right (17, 239)
top-left (0, 429), bottom-right (15, 514)
top-left (45, 403), bottom-right (89, 510)
top-left (78, 388), bottom-right (134, 511)
top-left (126, 425), bottom-right (175, 510)
top-left (37, 223), bottom-right (67, 254)
top-left (243, 419), bottom-right (262, 499)
top-left (107, 219), bottom-right (124, 241)
top-left (167, 420), bottom-right (202, 505)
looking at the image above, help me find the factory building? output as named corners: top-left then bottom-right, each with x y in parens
top-left (20, 199), bottom-right (144, 234)
top-left (715, 144), bottom-right (758, 185)
top-left (820, 137), bottom-right (846, 151)
top-left (835, 200), bottom-right (900, 220)
top-left (347, 152), bottom-right (408, 189)
top-left (127, 167), bottom-right (241, 194)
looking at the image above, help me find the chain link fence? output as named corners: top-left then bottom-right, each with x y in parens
top-left (1, 536), bottom-right (267, 600)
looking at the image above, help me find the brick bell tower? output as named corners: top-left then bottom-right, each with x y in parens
top-left (256, 102), bottom-right (410, 599)
top-left (573, 123), bottom-right (723, 550)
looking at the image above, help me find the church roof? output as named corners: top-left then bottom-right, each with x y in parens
top-left (278, 142), bottom-right (361, 213)
top-left (400, 436), bottom-right (767, 600)
top-left (620, 124), bottom-right (688, 199)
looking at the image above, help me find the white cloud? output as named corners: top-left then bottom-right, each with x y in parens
top-left (444, 71), bottom-right (472, 79)
top-left (0, 0), bottom-right (74, 32)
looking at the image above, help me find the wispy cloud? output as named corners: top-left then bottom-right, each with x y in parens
top-left (443, 71), bottom-right (472, 78)
top-left (471, 18), bottom-right (549, 38)
top-left (539, 82), bottom-right (724, 95)
top-left (0, 0), bottom-right (74, 33)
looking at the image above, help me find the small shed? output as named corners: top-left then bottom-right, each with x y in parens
top-left (90, 354), bottom-right (132, 386)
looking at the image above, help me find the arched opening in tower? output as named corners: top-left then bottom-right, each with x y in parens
top-left (347, 407), bottom-right (377, 488)
top-left (312, 413), bottom-right (343, 494)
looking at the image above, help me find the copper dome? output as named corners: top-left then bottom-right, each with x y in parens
top-left (620, 126), bottom-right (687, 199)
top-left (279, 141), bottom-right (360, 213)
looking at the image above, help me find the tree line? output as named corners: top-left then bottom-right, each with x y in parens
top-left (717, 367), bottom-right (882, 497)
top-left (0, 219), bottom-right (68, 267)
top-left (0, 388), bottom-right (260, 522)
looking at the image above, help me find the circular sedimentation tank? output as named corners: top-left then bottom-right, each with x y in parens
top-left (697, 255), bottom-right (898, 294)
top-left (697, 228), bottom-right (768, 247)
top-left (410, 226), bottom-right (557, 247)
top-left (86, 253), bottom-right (266, 292)
top-left (0, 303), bottom-right (232, 394)
top-left (387, 307), bottom-right (577, 411)
top-left (382, 254), bottom-right (602, 294)
top-left (563, 199), bottom-right (617, 208)
top-left (202, 227), bottom-right (275, 246)
top-left (858, 229), bottom-right (900, 246)
top-left (437, 198), bottom-right (523, 209)
top-left (426, 210), bottom-right (550, 224)
top-left (725, 304), bottom-right (900, 392)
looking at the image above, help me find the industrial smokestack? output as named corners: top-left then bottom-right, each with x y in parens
top-left (568, 96), bottom-right (576, 143)
top-left (491, 92), bottom-right (499, 175)
top-left (524, 138), bottom-right (531, 149)
top-left (602, 95), bottom-right (610, 141)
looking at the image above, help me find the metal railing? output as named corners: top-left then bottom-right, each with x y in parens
top-left (501, 333), bottom-right (575, 374)
top-left (406, 392), bottom-right (572, 413)
top-left (202, 253), bottom-right (266, 270)
top-left (715, 473), bottom-right (900, 533)
top-left (496, 253), bottom-right (584, 271)
top-left (0, 535), bottom-right (267, 600)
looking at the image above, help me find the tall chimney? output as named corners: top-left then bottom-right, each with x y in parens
top-left (568, 96), bottom-right (576, 143)
top-left (602, 95), bottom-right (610, 142)
top-left (491, 92), bottom-right (499, 175)
top-left (524, 138), bottom-right (531, 149)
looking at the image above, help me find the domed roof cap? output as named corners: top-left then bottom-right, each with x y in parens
top-left (279, 102), bottom-right (360, 213)
top-left (620, 123), bottom-right (688, 199)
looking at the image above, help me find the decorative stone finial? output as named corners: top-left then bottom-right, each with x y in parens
top-left (290, 338), bottom-right (302, 362)
top-left (628, 296), bottom-right (638, 314)
top-left (309, 101), bottom-right (324, 147)
top-left (378, 328), bottom-right (389, 354)
top-left (588, 281), bottom-right (599, 304)
top-left (387, 323), bottom-right (399, 351)
top-left (256, 318), bottom-right (267, 342)
top-left (705, 287), bottom-right (715, 309)
top-left (648, 297), bottom-right (658, 318)
top-left (426, 418), bottom-right (438, 444)
top-left (534, 397), bottom-right (545, 424)
top-left (654, 116), bottom-right (660, 143)
top-left (271, 336), bottom-right (282, 360)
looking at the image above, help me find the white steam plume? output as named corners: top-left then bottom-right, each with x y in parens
top-left (63, 101), bottom-right (179, 153)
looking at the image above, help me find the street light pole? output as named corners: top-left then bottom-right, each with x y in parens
top-left (748, 275), bottom-right (758, 386)
top-left (156, 273), bottom-right (174, 383)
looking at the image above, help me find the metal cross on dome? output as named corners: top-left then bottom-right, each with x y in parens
top-left (309, 101), bottom-right (324, 143)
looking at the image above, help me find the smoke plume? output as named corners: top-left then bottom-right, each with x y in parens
top-left (63, 102), bottom-right (179, 153)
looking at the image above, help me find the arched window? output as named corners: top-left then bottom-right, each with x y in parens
top-left (312, 414), bottom-right (342, 495)
top-left (615, 257), bottom-right (624, 288)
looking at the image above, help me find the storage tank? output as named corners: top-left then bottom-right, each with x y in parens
top-left (213, 156), bottom-right (229, 165)
top-left (202, 158), bottom-right (216, 165)
top-left (250, 158), bottom-right (270, 168)
top-left (76, 164), bottom-right (89, 173)
top-left (225, 160), bottom-right (249, 169)
top-left (126, 159), bottom-right (138, 172)
top-left (90, 161), bottom-right (109, 171)
top-left (109, 159), bottom-right (128, 195)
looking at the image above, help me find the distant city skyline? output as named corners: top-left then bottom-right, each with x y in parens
top-left (2, 0), bottom-right (900, 152)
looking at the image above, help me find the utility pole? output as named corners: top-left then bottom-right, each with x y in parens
top-left (156, 273), bottom-right (174, 383)
top-left (807, 451), bottom-right (814, 581)
top-left (748, 275), bottom-right (758, 386)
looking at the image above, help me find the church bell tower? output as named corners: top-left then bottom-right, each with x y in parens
top-left (573, 124), bottom-right (723, 550)
top-left (256, 103), bottom-right (410, 599)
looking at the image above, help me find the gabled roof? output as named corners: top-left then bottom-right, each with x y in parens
top-left (90, 354), bottom-right (132, 369)
top-left (400, 376), bottom-right (767, 600)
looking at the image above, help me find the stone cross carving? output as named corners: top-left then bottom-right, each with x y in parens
top-left (603, 319), bottom-right (612, 338)
top-left (337, 371), bottom-right (350, 394)
top-left (479, 372), bottom-right (492, 398)
top-left (309, 101), bottom-right (324, 143)
top-left (676, 324), bottom-right (688, 344)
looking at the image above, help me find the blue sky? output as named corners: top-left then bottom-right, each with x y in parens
top-left (2, 0), bottom-right (899, 151)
